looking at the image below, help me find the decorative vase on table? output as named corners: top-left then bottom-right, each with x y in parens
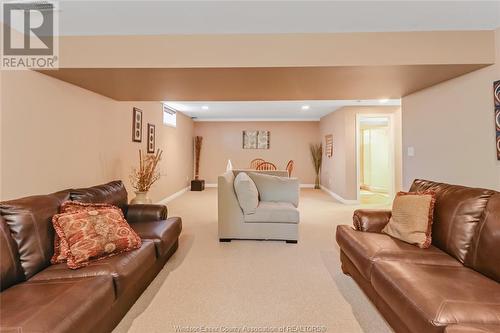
top-left (130, 191), bottom-right (152, 204)
top-left (129, 149), bottom-right (163, 204)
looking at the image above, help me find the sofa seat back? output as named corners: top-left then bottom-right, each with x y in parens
top-left (0, 216), bottom-right (24, 290)
top-left (70, 180), bottom-right (128, 213)
top-left (465, 193), bottom-right (500, 282)
top-left (410, 179), bottom-right (496, 263)
top-left (0, 190), bottom-right (70, 279)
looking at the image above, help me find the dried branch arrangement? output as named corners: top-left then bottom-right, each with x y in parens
top-left (130, 149), bottom-right (163, 192)
top-left (310, 143), bottom-right (323, 189)
top-left (194, 136), bottom-right (203, 180)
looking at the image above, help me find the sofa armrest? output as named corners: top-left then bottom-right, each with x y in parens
top-left (126, 204), bottom-right (168, 223)
top-left (353, 209), bottom-right (392, 233)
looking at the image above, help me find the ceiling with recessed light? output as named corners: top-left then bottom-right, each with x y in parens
top-left (41, 1), bottom-right (500, 36)
top-left (165, 100), bottom-right (400, 121)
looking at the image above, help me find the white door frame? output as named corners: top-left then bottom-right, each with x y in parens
top-left (355, 113), bottom-right (396, 202)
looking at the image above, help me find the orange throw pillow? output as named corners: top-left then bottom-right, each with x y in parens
top-left (52, 205), bottom-right (141, 269)
top-left (52, 201), bottom-right (119, 264)
top-left (382, 191), bottom-right (436, 248)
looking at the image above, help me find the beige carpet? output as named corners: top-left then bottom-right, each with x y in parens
top-left (113, 188), bottom-right (392, 333)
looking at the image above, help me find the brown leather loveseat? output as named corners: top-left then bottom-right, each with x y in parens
top-left (336, 179), bottom-right (500, 333)
top-left (0, 181), bottom-right (182, 333)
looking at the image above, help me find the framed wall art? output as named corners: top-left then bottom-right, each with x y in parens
top-left (325, 134), bottom-right (334, 158)
top-left (242, 130), bottom-right (270, 149)
top-left (147, 123), bottom-right (155, 153)
top-left (132, 107), bottom-right (143, 142)
top-left (495, 80), bottom-right (500, 160)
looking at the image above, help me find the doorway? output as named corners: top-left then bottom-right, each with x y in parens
top-left (356, 114), bottom-right (395, 205)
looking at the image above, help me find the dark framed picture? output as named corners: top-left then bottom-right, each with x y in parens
top-left (494, 80), bottom-right (500, 160)
top-left (147, 123), bottom-right (155, 153)
top-left (132, 107), bottom-right (143, 142)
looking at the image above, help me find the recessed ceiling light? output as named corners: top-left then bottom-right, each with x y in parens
top-left (301, 105), bottom-right (310, 110)
top-left (201, 105), bottom-right (209, 110)
top-left (379, 99), bottom-right (389, 104)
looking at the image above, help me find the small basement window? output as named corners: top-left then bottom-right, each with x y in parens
top-left (163, 104), bottom-right (177, 128)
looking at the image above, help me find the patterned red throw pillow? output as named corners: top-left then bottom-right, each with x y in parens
top-left (52, 201), bottom-right (119, 264)
top-left (52, 205), bottom-right (141, 269)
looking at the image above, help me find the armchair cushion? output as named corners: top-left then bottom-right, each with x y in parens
top-left (248, 172), bottom-right (299, 207)
top-left (244, 202), bottom-right (299, 224)
top-left (233, 172), bottom-right (259, 214)
top-left (126, 204), bottom-right (168, 223)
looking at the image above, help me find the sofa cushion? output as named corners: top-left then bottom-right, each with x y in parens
top-left (410, 179), bottom-right (495, 263)
top-left (30, 240), bottom-right (156, 296)
top-left (372, 261), bottom-right (500, 333)
top-left (248, 173), bottom-right (299, 207)
top-left (70, 181), bottom-right (128, 213)
top-left (445, 324), bottom-right (500, 333)
top-left (0, 191), bottom-right (70, 279)
top-left (0, 276), bottom-right (114, 333)
top-left (244, 201), bottom-right (299, 224)
top-left (465, 193), bottom-right (500, 282)
top-left (52, 206), bottom-right (142, 269)
top-left (233, 172), bottom-right (259, 214)
top-left (382, 191), bottom-right (436, 248)
top-left (336, 225), bottom-right (461, 281)
top-left (0, 216), bottom-right (24, 291)
top-left (130, 217), bottom-right (182, 258)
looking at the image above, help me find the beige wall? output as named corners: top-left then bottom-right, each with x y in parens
top-left (320, 106), bottom-right (402, 200)
top-left (193, 121), bottom-right (320, 184)
top-left (401, 28), bottom-right (500, 190)
top-left (0, 70), bottom-right (193, 202)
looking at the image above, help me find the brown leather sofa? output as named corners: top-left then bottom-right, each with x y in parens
top-left (336, 179), bottom-right (500, 333)
top-left (0, 181), bottom-right (182, 333)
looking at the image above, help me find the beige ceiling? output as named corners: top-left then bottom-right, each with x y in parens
top-left (39, 64), bottom-right (487, 101)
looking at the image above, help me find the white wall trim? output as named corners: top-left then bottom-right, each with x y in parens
top-left (157, 186), bottom-right (189, 204)
top-left (193, 118), bottom-right (320, 122)
top-left (320, 185), bottom-right (359, 205)
top-left (205, 183), bottom-right (315, 188)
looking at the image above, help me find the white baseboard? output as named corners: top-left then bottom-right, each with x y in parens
top-left (320, 185), bottom-right (359, 205)
top-left (157, 186), bottom-right (189, 205)
top-left (205, 183), bottom-right (315, 189)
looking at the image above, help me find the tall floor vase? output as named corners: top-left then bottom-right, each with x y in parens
top-left (314, 174), bottom-right (320, 189)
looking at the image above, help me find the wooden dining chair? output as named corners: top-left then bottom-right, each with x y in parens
top-left (250, 158), bottom-right (265, 169)
top-left (286, 160), bottom-right (294, 177)
top-left (256, 162), bottom-right (277, 171)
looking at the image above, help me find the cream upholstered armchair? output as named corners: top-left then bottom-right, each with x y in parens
top-left (218, 170), bottom-right (300, 243)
